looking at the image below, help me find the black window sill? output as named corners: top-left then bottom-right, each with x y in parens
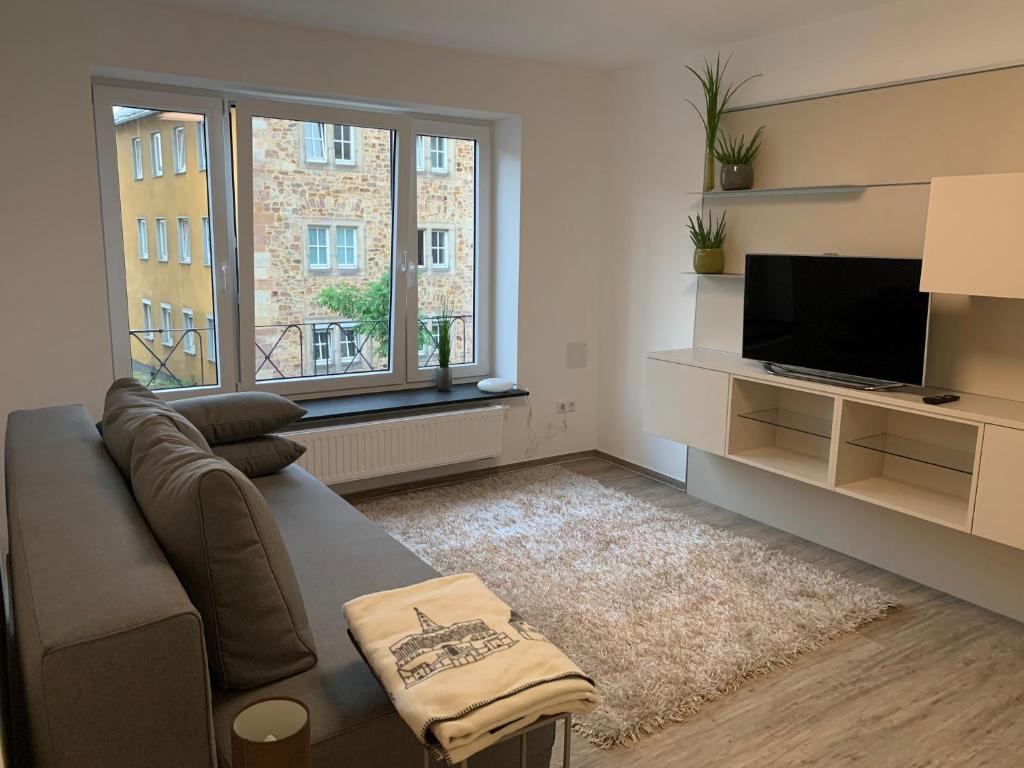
top-left (293, 383), bottom-right (528, 425)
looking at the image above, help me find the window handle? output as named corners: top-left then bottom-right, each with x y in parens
top-left (220, 264), bottom-right (228, 292)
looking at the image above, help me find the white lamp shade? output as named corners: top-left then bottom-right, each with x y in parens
top-left (921, 172), bottom-right (1024, 299)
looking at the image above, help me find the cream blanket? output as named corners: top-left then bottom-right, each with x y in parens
top-left (343, 573), bottom-right (600, 764)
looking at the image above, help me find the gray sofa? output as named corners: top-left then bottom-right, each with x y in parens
top-left (4, 404), bottom-right (554, 767)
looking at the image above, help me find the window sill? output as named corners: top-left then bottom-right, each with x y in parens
top-left (293, 382), bottom-right (528, 424)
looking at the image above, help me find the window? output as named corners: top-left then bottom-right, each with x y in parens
top-left (430, 229), bottom-right (450, 268)
top-left (172, 125), bottom-right (186, 173)
top-left (150, 131), bottom-right (163, 176)
top-left (131, 137), bottom-right (143, 180)
top-left (177, 217), bottom-right (191, 264)
top-left (312, 325), bottom-right (333, 367)
top-left (206, 314), bottom-right (216, 362)
top-left (339, 324), bottom-right (358, 361)
top-left (336, 226), bottom-right (357, 269)
top-left (136, 218), bottom-right (149, 260)
top-left (333, 124), bottom-right (355, 165)
top-left (307, 225), bottom-right (329, 269)
top-left (160, 303), bottom-right (173, 347)
top-left (155, 218), bottom-right (168, 262)
top-left (429, 136), bottom-right (448, 173)
top-left (419, 318), bottom-right (440, 359)
top-left (303, 122), bottom-right (326, 162)
top-left (182, 308), bottom-right (196, 355)
top-left (142, 299), bottom-right (154, 340)
top-left (201, 216), bottom-right (211, 266)
top-left (196, 120), bottom-right (207, 171)
top-left (415, 136), bottom-right (426, 172)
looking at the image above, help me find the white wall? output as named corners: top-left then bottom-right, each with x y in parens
top-left (0, 0), bottom-right (610, 497)
top-left (598, 0), bottom-right (1024, 482)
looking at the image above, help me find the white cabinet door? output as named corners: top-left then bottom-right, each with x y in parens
top-left (973, 425), bottom-right (1024, 550)
top-left (643, 358), bottom-right (729, 455)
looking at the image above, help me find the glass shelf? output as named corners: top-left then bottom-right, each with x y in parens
top-left (737, 408), bottom-right (833, 439)
top-left (687, 185), bottom-right (866, 199)
top-left (846, 433), bottom-right (975, 474)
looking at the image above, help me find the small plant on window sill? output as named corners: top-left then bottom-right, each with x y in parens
top-left (435, 296), bottom-right (454, 392)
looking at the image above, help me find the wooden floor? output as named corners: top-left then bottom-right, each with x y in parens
top-left (538, 456), bottom-right (1024, 768)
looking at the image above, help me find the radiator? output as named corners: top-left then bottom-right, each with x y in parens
top-left (286, 405), bottom-right (506, 484)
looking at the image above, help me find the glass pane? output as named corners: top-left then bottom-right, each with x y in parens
top-left (112, 106), bottom-right (218, 390)
top-left (251, 116), bottom-right (394, 381)
top-left (417, 134), bottom-right (476, 368)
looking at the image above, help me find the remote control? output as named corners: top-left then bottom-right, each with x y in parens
top-left (922, 394), bottom-right (960, 405)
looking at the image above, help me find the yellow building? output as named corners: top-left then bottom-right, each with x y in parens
top-left (114, 108), bottom-right (218, 389)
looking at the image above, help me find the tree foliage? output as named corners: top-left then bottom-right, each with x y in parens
top-left (316, 271), bottom-right (392, 347)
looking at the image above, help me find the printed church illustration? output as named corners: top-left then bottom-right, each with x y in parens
top-left (390, 608), bottom-right (517, 687)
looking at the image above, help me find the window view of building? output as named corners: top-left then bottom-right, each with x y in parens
top-left (113, 107), bottom-right (217, 389)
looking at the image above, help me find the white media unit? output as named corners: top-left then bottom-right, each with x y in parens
top-left (645, 348), bottom-right (1024, 549)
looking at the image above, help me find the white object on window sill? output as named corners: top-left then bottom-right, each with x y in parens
top-left (477, 378), bottom-right (514, 393)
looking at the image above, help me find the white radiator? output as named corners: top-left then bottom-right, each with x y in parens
top-left (286, 405), bottom-right (506, 484)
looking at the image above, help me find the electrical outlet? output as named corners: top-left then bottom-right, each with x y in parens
top-left (556, 400), bottom-right (576, 414)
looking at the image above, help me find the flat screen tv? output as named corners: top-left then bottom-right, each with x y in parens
top-left (742, 254), bottom-right (930, 387)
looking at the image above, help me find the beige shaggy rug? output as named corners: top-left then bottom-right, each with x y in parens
top-left (358, 465), bottom-right (895, 748)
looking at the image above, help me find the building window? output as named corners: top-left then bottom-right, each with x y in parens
top-left (430, 229), bottom-right (450, 268)
top-left (201, 216), bottom-right (211, 266)
top-left (177, 217), bottom-right (191, 264)
top-left (303, 122), bottom-right (327, 162)
top-left (142, 299), bottom-right (154, 340)
top-left (206, 314), bottom-right (216, 362)
top-left (312, 324), bottom-right (333, 366)
top-left (137, 218), bottom-right (149, 260)
top-left (196, 120), bottom-right (207, 172)
top-left (307, 225), bottom-right (329, 269)
top-left (155, 218), bottom-right (168, 262)
top-left (131, 137), bottom-right (143, 180)
top-left (429, 136), bottom-right (448, 173)
top-left (336, 226), bottom-right (357, 269)
top-left (173, 125), bottom-right (186, 174)
top-left (150, 131), bottom-right (163, 177)
top-left (339, 324), bottom-right (358, 362)
top-left (333, 125), bottom-right (355, 165)
top-left (416, 228), bottom-right (427, 267)
top-left (182, 309), bottom-right (196, 355)
top-left (419, 318), bottom-right (441, 358)
top-left (415, 136), bottom-right (426, 172)
top-left (160, 303), bottom-right (173, 347)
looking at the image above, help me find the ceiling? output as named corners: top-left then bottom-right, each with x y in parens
top-left (155, 0), bottom-right (906, 68)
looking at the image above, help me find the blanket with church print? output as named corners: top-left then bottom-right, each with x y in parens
top-left (342, 572), bottom-right (600, 765)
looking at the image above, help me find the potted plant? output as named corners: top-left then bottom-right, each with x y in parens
top-left (685, 55), bottom-right (760, 192)
top-left (686, 211), bottom-right (727, 274)
top-left (715, 126), bottom-right (764, 191)
top-left (434, 297), bottom-right (453, 391)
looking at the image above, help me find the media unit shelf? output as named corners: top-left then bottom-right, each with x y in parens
top-left (644, 348), bottom-right (1024, 548)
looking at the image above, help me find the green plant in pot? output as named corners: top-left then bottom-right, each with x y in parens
top-left (715, 126), bottom-right (764, 191)
top-left (687, 211), bottom-right (727, 274)
top-left (685, 55), bottom-right (760, 192)
top-left (434, 296), bottom-right (454, 391)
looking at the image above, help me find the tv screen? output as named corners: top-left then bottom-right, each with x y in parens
top-left (742, 254), bottom-right (930, 386)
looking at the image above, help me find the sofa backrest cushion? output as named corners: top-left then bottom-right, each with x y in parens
top-left (211, 435), bottom-right (307, 478)
top-left (101, 378), bottom-right (211, 476)
top-left (130, 417), bottom-right (318, 690)
top-left (169, 391), bottom-right (307, 444)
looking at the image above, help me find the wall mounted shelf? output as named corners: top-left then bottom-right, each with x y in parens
top-left (687, 184), bottom-right (866, 199)
top-left (681, 272), bottom-right (744, 277)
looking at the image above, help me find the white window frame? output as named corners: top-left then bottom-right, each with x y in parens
top-left (182, 308), bottom-right (196, 355)
top-left (196, 120), bottom-right (207, 172)
top-left (339, 323), bottom-right (359, 362)
top-left (172, 125), bottom-right (186, 174)
top-left (177, 216), bottom-right (191, 264)
top-left (155, 218), bottom-right (168, 262)
top-left (150, 131), bottom-right (163, 176)
top-left (333, 124), bottom-right (356, 165)
top-left (160, 303), bottom-right (173, 347)
top-left (141, 299), bottom-right (154, 341)
top-left (94, 84), bottom-right (238, 399)
top-left (312, 324), bottom-right (333, 367)
top-left (307, 225), bottom-right (330, 270)
top-left (335, 225), bottom-right (358, 270)
top-left (303, 121), bottom-right (327, 163)
top-left (206, 314), bottom-right (216, 362)
top-left (429, 228), bottom-right (450, 269)
top-left (136, 218), bottom-right (149, 260)
top-left (201, 216), bottom-right (211, 266)
top-left (428, 135), bottom-right (448, 173)
top-left (131, 137), bottom-right (143, 180)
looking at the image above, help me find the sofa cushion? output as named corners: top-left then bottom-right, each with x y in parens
top-left (170, 392), bottom-right (306, 444)
top-left (130, 418), bottom-right (317, 690)
top-left (212, 436), bottom-right (306, 478)
top-left (101, 378), bottom-right (211, 476)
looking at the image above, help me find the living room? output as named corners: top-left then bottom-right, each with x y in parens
top-left (4, 0), bottom-right (1024, 766)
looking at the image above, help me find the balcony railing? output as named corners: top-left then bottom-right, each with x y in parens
top-left (129, 327), bottom-right (215, 390)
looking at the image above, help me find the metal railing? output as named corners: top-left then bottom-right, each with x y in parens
top-left (129, 327), bottom-right (214, 390)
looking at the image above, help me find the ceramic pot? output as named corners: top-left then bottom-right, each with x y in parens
top-left (693, 248), bottom-right (724, 274)
top-left (703, 151), bottom-right (715, 192)
top-left (720, 163), bottom-right (753, 190)
top-left (435, 366), bottom-right (452, 392)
